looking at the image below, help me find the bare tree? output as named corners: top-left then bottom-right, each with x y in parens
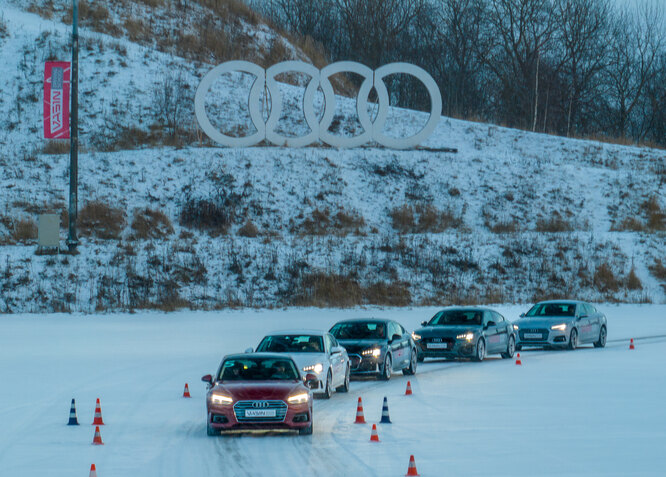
top-left (555, 0), bottom-right (611, 137)
top-left (605, 2), bottom-right (664, 139)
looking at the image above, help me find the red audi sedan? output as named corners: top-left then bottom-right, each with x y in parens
top-left (202, 353), bottom-right (316, 436)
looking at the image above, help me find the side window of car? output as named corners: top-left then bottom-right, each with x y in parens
top-left (328, 334), bottom-right (339, 348)
top-left (323, 334), bottom-right (334, 353)
top-left (493, 311), bottom-right (504, 323)
top-left (397, 323), bottom-right (406, 335)
top-left (580, 304), bottom-right (592, 316)
top-left (388, 322), bottom-right (399, 339)
top-left (483, 311), bottom-right (492, 325)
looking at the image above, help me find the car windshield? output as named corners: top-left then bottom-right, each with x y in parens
top-left (218, 357), bottom-right (300, 381)
top-left (526, 303), bottom-right (576, 317)
top-left (330, 322), bottom-right (386, 340)
top-left (257, 335), bottom-right (323, 353)
top-left (429, 310), bottom-right (482, 326)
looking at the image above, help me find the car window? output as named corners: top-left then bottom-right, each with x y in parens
top-left (492, 311), bottom-right (504, 323)
top-left (483, 311), bottom-right (493, 325)
top-left (397, 323), bottom-right (406, 335)
top-left (219, 357), bottom-right (299, 381)
top-left (430, 310), bottom-right (483, 326)
top-left (526, 303), bottom-right (576, 317)
top-left (256, 335), bottom-right (323, 353)
top-left (388, 322), bottom-right (400, 338)
top-left (323, 334), bottom-right (334, 353)
top-left (330, 321), bottom-right (387, 339)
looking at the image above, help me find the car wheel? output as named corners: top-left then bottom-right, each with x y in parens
top-left (336, 365), bottom-right (350, 393)
top-left (321, 370), bottom-right (332, 399)
top-left (473, 338), bottom-right (485, 362)
top-left (299, 413), bottom-right (313, 435)
top-left (402, 348), bottom-right (418, 375)
top-left (501, 335), bottom-right (516, 359)
top-left (380, 354), bottom-right (392, 380)
top-left (568, 328), bottom-right (578, 350)
top-left (594, 326), bottom-right (607, 348)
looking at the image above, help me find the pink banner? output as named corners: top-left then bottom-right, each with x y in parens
top-left (43, 61), bottom-right (71, 139)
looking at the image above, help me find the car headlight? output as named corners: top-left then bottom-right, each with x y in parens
top-left (411, 332), bottom-right (422, 341)
top-left (362, 348), bottom-right (382, 358)
top-left (456, 332), bottom-right (474, 342)
top-left (513, 324), bottom-right (519, 331)
top-left (551, 323), bottom-right (567, 331)
top-left (210, 393), bottom-right (233, 405)
top-left (287, 392), bottom-right (310, 404)
top-left (303, 363), bottom-right (324, 374)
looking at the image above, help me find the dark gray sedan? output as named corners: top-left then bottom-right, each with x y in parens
top-left (412, 307), bottom-right (516, 362)
top-left (513, 300), bottom-right (607, 350)
top-left (329, 318), bottom-right (417, 380)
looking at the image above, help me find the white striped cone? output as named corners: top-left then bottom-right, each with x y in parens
top-left (380, 396), bottom-right (391, 423)
top-left (68, 398), bottom-right (79, 425)
top-left (89, 463), bottom-right (97, 477)
top-left (92, 398), bottom-right (104, 425)
top-left (354, 397), bottom-right (366, 424)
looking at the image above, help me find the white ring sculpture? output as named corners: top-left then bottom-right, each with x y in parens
top-left (195, 60), bottom-right (441, 149)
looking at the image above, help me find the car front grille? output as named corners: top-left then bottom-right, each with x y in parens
top-left (233, 400), bottom-right (287, 422)
top-left (519, 329), bottom-right (549, 341)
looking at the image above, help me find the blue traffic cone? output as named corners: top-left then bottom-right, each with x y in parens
top-left (67, 398), bottom-right (79, 425)
top-left (380, 396), bottom-right (391, 424)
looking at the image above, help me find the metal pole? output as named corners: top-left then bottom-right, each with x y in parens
top-left (67, 0), bottom-right (79, 251)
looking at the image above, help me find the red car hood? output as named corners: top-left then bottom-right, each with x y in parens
top-left (212, 381), bottom-right (305, 401)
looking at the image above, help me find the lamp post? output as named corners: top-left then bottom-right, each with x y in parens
top-left (67, 0), bottom-right (79, 251)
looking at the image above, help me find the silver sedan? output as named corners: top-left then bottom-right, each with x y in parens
top-left (513, 300), bottom-right (607, 350)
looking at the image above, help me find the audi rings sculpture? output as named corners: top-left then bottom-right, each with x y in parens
top-left (194, 60), bottom-right (442, 149)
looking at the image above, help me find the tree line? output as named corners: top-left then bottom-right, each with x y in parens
top-left (250, 0), bottom-right (665, 146)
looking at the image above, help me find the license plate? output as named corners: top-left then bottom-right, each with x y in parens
top-left (427, 343), bottom-right (448, 349)
top-left (245, 409), bottom-right (276, 418)
top-left (524, 333), bottom-right (542, 339)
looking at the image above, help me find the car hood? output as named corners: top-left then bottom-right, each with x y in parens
top-left (286, 353), bottom-right (327, 373)
top-left (212, 381), bottom-right (304, 401)
top-left (514, 317), bottom-right (576, 328)
top-left (415, 325), bottom-right (480, 338)
top-left (336, 339), bottom-right (385, 354)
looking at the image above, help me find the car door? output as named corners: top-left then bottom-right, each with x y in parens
top-left (387, 322), bottom-right (404, 369)
top-left (493, 312), bottom-right (509, 351)
top-left (576, 304), bottom-right (593, 342)
top-left (325, 334), bottom-right (345, 387)
top-left (396, 323), bottom-right (412, 367)
top-left (483, 311), bottom-right (502, 354)
top-left (583, 303), bottom-right (600, 343)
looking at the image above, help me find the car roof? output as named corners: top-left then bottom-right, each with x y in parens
top-left (332, 318), bottom-right (390, 325)
top-left (222, 352), bottom-right (297, 361)
top-left (262, 330), bottom-right (328, 336)
top-left (436, 306), bottom-right (496, 312)
top-left (535, 300), bottom-right (584, 305)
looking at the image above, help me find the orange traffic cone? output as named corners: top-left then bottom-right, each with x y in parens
top-left (515, 353), bottom-right (522, 365)
top-left (405, 455), bottom-right (420, 476)
top-left (405, 381), bottom-right (413, 395)
top-left (370, 424), bottom-right (380, 442)
top-left (89, 464), bottom-right (98, 477)
top-left (354, 397), bottom-right (366, 424)
top-left (92, 426), bottom-right (104, 445)
top-left (183, 383), bottom-right (191, 398)
top-left (629, 339), bottom-right (635, 350)
top-left (92, 398), bottom-right (104, 425)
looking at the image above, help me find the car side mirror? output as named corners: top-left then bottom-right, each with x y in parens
top-left (487, 321), bottom-right (496, 328)
top-left (421, 321), bottom-right (428, 327)
top-left (330, 345), bottom-right (343, 355)
top-left (304, 373), bottom-right (318, 389)
top-left (390, 333), bottom-right (402, 342)
top-left (201, 374), bottom-right (213, 384)
top-left (578, 314), bottom-right (588, 320)
top-left (520, 313), bottom-right (525, 317)
top-left (244, 347), bottom-right (253, 353)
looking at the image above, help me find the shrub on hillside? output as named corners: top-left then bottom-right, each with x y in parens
top-left (536, 215), bottom-right (573, 232)
top-left (648, 259), bottom-right (666, 280)
top-left (643, 196), bottom-right (665, 231)
top-left (180, 195), bottom-right (239, 237)
top-left (79, 201), bottom-right (126, 240)
top-left (625, 267), bottom-right (642, 290)
top-left (291, 208), bottom-right (365, 236)
top-left (131, 208), bottom-right (174, 240)
top-left (11, 218), bottom-right (37, 243)
top-left (390, 204), bottom-right (462, 234)
top-left (238, 219), bottom-right (260, 237)
top-left (593, 263), bottom-right (619, 292)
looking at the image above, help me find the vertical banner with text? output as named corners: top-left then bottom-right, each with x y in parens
top-left (43, 61), bottom-right (71, 139)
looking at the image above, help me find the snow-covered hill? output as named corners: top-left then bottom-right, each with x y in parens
top-left (0, 1), bottom-right (664, 313)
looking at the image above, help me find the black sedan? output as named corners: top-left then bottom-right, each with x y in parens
top-left (412, 307), bottom-right (516, 362)
top-left (329, 318), bottom-right (417, 380)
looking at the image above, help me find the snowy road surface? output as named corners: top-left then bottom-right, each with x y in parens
top-left (1, 305), bottom-right (665, 476)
